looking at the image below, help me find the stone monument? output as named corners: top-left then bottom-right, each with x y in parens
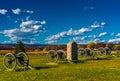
top-left (67, 42), bottom-right (78, 61)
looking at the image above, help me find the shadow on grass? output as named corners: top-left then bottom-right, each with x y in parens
top-left (34, 66), bottom-right (53, 70)
top-left (15, 65), bottom-right (59, 71)
top-left (74, 56), bottom-right (113, 63)
top-left (67, 59), bottom-right (88, 64)
top-left (92, 56), bottom-right (113, 60)
top-left (33, 62), bottom-right (59, 70)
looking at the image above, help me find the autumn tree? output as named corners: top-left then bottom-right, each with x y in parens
top-left (50, 46), bottom-right (56, 50)
top-left (96, 42), bottom-right (106, 48)
top-left (87, 42), bottom-right (95, 50)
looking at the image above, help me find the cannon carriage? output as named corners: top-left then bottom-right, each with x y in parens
top-left (46, 47), bottom-right (112, 63)
top-left (78, 47), bottom-right (111, 58)
top-left (78, 48), bottom-right (94, 59)
top-left (46, 50), bottom-right (67, 63)
top-left (3, 52), bottom-right (29, 70)
top-left (95, 47), bottom-right (111, 56)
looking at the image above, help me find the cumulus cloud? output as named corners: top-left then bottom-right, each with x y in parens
top-left (88, 35), bottom-right (98, 38)
top-left (70, 36), bottom-right (87, 42)
top-left (99, 32), bottom-right (107, 37)
top-left (0, 9), bottom-right (7, 15)
top-left (116, 33), bottom-right (120, 36)
top-left (93, 39), bottom-right (100, 43)
top-left (90, 22), bottom-right (106, 29)
top-left (20, 20), bottom-right (41, 27)
top-left (41, 20), bottom-right (46, 25)
top-left (88, 32), bottom-right (107, 39)
top-left (88, 32), bottom-right (107, 42)
top-left (45, 27), bottom-right (92, 44)
top-left (26, 10), bottom-right (34, 14)
top-left (12, 8), bottom-right (34, 15)
top-left (1, 19), bottom-right (46, 43)
top-left (45, 21), bottom-right (106, 44)
top-left (108, 38), bottom-right (120, 43)
top-left (12, 8), bottom-right (21, 14)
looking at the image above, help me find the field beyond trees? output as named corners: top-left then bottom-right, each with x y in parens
top-left (0, 54), bottom-right (120, 81)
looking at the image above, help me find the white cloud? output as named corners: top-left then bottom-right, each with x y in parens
top-left (90, 22), bottom-right (106, 29)
top-left (12, 8), bottom-right (21, 14)
top-left (88, 35), bottom-right (98, 38)
top-left (12, 8), bottom-right (34, 15)
top-left (0, 9), bottom-right (7, 15)
top-left (20, 20), bottom-right (41, 28)
top-left (116, 33), bottom-right (120, 36)
top-left (88, 32), bottom-right (107, 43)
top-left (70, 36), bottom-right (87, 42)
top-left (1, 19), bottom-right (46, 43)
top-left (26, 10), bottom-right (34, 14)
top-left (66, 28), bottom-right (92, 36)
top-left (93, 39), bottom-right (100, 43)
top-left (2, 40), bottom-right (13, 44)
top-left (33, 25), bottom-right (41, 30)
top-left (45, 21), bottom-right (106, 44)
top-left (101, 22), bottom-right (106, 26)
top-left (99, 32), bottom-right (107, 37)
top-left (108, 38), bottom-right (120, 43)
top-left (20, 20), bottom-right (35, 27)
top-left (41, 20), bottom-right (46, 25)
top-left (88, 32), bottom-right (107, 39)
top-left (75, 28), bottom-right (92, 35)
top-left (45, 27), bottom-right (91, 43)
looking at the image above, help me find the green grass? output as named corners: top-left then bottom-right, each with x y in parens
top-left (0, 54), bottom-right (120, 81)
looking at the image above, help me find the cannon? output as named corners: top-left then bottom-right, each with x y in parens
top-left (96, 47), bottom-right (111, 56)
top-left (3, 52), bottom-right (29, 70)
top-left (78, 48), bottom-right (94, 58)
top-left (46, 50), bottom-right (66, 63)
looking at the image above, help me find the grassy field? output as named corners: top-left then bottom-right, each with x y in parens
top-left (0, 54), bottom-right (120, 81)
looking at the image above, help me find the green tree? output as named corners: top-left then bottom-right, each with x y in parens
top-left (114, 45), bottom-right (120, 51)
top-left (14, 41), bottom-right (25, 54)
top-left (87, 42), bottom-right (95, 50)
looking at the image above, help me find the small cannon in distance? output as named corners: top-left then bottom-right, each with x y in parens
top-left (78, 47), bottom-right (112, 58)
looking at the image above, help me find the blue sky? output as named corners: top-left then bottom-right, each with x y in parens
top-left (0, 0), bottom-right (120, 44)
